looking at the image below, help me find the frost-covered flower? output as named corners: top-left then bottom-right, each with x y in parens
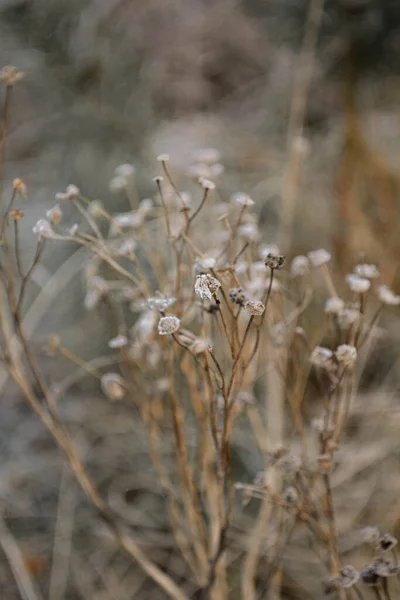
top-left (355, 263), bottom-right (379, 279)
top-left (378, 285), bottom-right (400, 306)
top-left (264, 253), bottom-right (285, 270)
top-left (108, 335), bottom-right (128, 349)
top-left (290, 255), bottom-right (309, 277)
top-left (55, 184), bottom-right (80, 201)
top-left (346, 274), bottom-right (371, 294)
top-left (310, 346), bottom-right (333, 368)
top-left (194, 274), bottom-right (221, 301)
top-left (335, 344), bottom-right (357, 367)
top-left (244, 300), bottom-right (265, 316)
top-left (325, 297), bottom-right (345, 315)
top-left (229, 287), bottom-right (247, 306)
top-left (32, 219), bottom-right (55, 239)
top-left (158, 315), bottom-right (181, 335)
top-left (46, 204), bottom-right (63, 225)
top-left (199, 177), bottom-right (215, 190)
top-left (308, 249), bottom-right (331, 267)
top-left (231, 192), bottom-right (255, 207)
top-left (101, 373), bottom-right (126, 400)
top-left (192, 256), bottom-right (217, 276)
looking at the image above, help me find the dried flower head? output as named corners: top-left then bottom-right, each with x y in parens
top-left (317, 453), bottom-right (333, 473)
top-left (373, 557), bottom-right (400, 578)
top-left (377, 533), bottom-right (398, 553)
top-left (101, 373), bottom-right (126, 401)
top-left (13, 178), bottom-right (27, 198)
top-left (265, 253), bottom-right (286, 270)
top-left (355, 263), bottom-right (380, 279)
top-left (237, 223), bottom-right (260, 242)
top-left (378, 285), bottom-right (400, 306)
top-left (56, 184), bottom-right (80, 201)
top-left (360, 565), bottom-right (379, 586)
top-left (229, 287), bottom-right (246, 306)
top-left (199, 177), bottom-right (216, 190)
top-left (32, 219), bottom-right (55, 240)
top-left (231, 192), bottom-right (255, 207)
top-left (194, 274), bottom-right (221, 301)
top-left (108, 335), bottom-right (129, 349)
top-left (157, 153), bottom-right (170, 162)
top-left (335, 344), bottom-right (357, 367)
top-left (360, 526), bottom-right (380, 546)
top-left (0, 65), bottom-right (24, 86)
top-left (276, 453), bottom-right (302, 474)
top-left (147, 294), bottom-right (176, 312)
top-left (192, 256), bottom-right (217, 275)
top-left (158, 316), bottom-right (181, 335)
top-left (115, 163), bottom-right (135, 178)
top-left (8, 208), bottom-right (24, 221)
top-left (244, 300), bottom-right (265, 316)
top-left (338, 304), bottom-right (361, 330)
top-left (46, 204), bottom-right (63, 225)
top-left (325, 297), bottom-right (345, 315)
top-left (308, 249), bottom-right (331, 267)
top-left (310, 346), bottom-right (333, 368)
top-left (290, 255), bottom-right (309, 277)
top-left (326, 566), bottom-right (360, 591)
top-left (346, 274), bottom-right (371, 294)
top-left (283, 486), bottom-right (299, 505)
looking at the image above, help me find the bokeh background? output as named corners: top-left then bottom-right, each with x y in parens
top-left (1, 1), bottom-right (400, 598)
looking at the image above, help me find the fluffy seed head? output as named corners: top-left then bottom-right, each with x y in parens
top-left (335, 344), bottom-right (357, 367)
top-left (310, 346), bottom-right (333, 368)
top-left (290, 255), bottom-right (309, 277)
top-left (308, 249), bottom-right (331, 267)
top-left (158, 316), bottom-right (181, 335)
top-left (346, 274), bottom-right (371, 294)
top-left (244, 300), bottom-right (265, 316)
top-left (355, 263), bottom-right (379, 279)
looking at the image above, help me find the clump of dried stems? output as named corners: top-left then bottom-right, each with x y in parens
top-left (1, 68), bottom-right (400, 600)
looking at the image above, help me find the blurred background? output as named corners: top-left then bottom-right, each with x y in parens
top-left (1, 0), bottom-right (400, 598)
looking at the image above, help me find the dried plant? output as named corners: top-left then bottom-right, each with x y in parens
top-left (1, 69), bottom-right (400, 600)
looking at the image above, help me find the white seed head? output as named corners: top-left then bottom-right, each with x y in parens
top-left (335, 344), bottom-right (357, 367)
top-left (157, 153), bottom-right (170, 162)
top-left (231, 192), bottom-right (255, 207)
top-left (310, 346), bottom-right (334, 368)
top-left (355, 263), bottom-right (379, 279)
top-left (259, 244), bottom-right (280, 260)
top-left (244, 300), bottom-right (265, 316)
top-left (346, 274), bottom-right (371, 294)
top-left (115, 163), bottom-right (135, 178)
top-left (192, 256), bottom-right (217, 276)
top-left (338, 304), bottom-right (361, 329)
top-left (325, 297), bottom-right (345, 315)
top-left (158, 315), bottom-right (181, 335)
top-left (290, 255), bottom-right (309, 277)
top-left (147, 294), bottom-right (176, 312)
top-left (378, 285), bottom-right (400, 306)
top-left (308, 249), bottom-right (331, 267)
top-left (66, 184), bottom-right (80, 199)
top-left (194, 274), bottom-right (221, 301)
top-left (101, 373), bottom-right (126, 401)
top-left (199, 177), bottom-right (216, 190)
top-left (32, 219), bottom-right (55, 239)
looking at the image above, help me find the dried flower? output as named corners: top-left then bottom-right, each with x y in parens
top-left (373, 557), bottom-right (400, 577)
top-left (244, 300), bottom-right (265, 316)
top-left (231, 192), bottom-right (255, 207)
top-left (194, 274), bottom-right (221, 301)
top-left (265, 253), bottom-right (285, 270)
top-left (283, 486), bottom-right (299, 505)
top-left (158, 315), bottom-right (181, 335)
top-left (8, 208), bottom-right (24, 220)
top-left (32, 219), bottom-right (55, 240)
top-left (108, 335), bottom-right (129, 349)
top-left (360, 565), bottom-right (379, 586)
top-left (338, 304), bottom-right (361, 329)
top-left (355, 263), bottom-right (379, 279)
top-left (310, 346), bottom-right (333, 368)
top-left (308, 249), bottom-right (331, 267)
top-left (229, 287), bottom-right (247, 306)
top-left (87, 200), bottom-right (104, 217)
top-left (346, 274), bottom-right (371, 294)
top-left (276, 453), bottom-right (302, 474)
top-left (317, 453), bottom-right (333, 473)
top-left (360, 526), bottom-right (380, 545)
top-left (192, 256), bottom-right (217, 275)
top-left (378, 285), bottom-right (400, 306)
top-left (290, 255), bottom-right (309, 277)
top-left (56, 184), bottom-right (80, 201)
top-left (327, 566), bottom-right (360, 590)
top-left (189, 337), bottom-right (212, 354)
top-left (0, 65), bottom-right (24, 86)
top-left (101, 373), bottom-right (126, 401)
top-left (46, 204), bottom-right (63, 225)
top-left (335, 344), bottom-right (357, 367)
top-left (157, 153), bottom-right (170, 162)
top-left (199, 177), bottom-right (216, 190)
top-left (147, 294), bottom-right (176, 312)
top-left (325, 297), bottom-right (345, 315)
top-left (377, 533), bottom-right (398, 553)
top-left (13, 178), bottom-right (27, 198)
top-left (259, 244), bottom-right (280, 260)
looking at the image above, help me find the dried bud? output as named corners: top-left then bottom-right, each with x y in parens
top-left (101, 373), bottom-right (126, 401)
top-left (194, 274), bottom-right (221, 301)
top-left (32, 219), bottom-right (55, 240)
top-left (265, 253), bottom-right (286, 270)
top-left (229, 287), bottom-right (246, 306)
top-left (46, 204), bottom-right (63, 225)
top-left (244, 300), bottom-right (265, 316)
top-left (13, 178), bottom-right (27, 198)
top-left (158, 315), bottom-right (181, 335)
